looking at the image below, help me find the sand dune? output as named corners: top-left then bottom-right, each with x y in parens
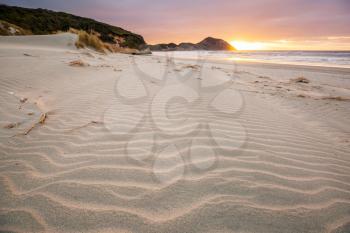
top-left (0, 34), bottom-right (350, 233)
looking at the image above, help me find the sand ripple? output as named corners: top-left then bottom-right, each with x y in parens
top-left (1, 34), bottom-right (350, 232)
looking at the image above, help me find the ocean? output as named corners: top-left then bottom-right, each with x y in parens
top-left (153, 50), bottom-right (350, 69)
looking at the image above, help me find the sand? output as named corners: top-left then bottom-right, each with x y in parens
top-left (0, 33), bottom-right (350, 233)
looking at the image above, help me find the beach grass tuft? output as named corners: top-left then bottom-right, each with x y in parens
top-left (75, 30), bottom-right (106, 53)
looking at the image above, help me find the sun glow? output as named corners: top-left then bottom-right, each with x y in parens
top-left (230, 41), bottom-right (267, 50)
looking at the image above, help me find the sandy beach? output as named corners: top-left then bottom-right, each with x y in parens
top-left (1, 33), bottom-right (350, 233)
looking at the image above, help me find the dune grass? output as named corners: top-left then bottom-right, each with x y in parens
top-left (72, 29), bottom-right (147, 54)
top-left (75, 30), bottom-right (106, 53)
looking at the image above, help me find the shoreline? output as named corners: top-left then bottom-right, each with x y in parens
top-left (153, 52), bottom-right (350, 73)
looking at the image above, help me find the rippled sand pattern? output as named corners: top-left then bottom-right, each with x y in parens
top-left (1, 34), bottom-right (350, 233)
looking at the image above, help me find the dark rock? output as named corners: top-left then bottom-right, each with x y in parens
top-left (150, 37), bottom-right (236, 51)
top-left (197, 37), bottom-right (235, 51)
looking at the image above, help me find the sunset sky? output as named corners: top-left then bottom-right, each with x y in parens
top-left (1, 0), bottom-right (350, 50)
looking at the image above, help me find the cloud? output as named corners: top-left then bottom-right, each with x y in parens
top-left (1, 0), bottom-right (349, 45)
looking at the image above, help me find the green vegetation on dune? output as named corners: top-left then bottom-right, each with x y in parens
top-left (0, 4), bottom-right (146, 49)
top-left (0, 20), bottom-right (32, 35)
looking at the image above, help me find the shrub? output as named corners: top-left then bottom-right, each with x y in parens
top-left (0, 4), bottom-right (146, 49)
top-left (0, 20), bottom-right (31, 35)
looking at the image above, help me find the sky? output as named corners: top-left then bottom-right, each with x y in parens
top-left (1, 0), bottom-right (350, 50)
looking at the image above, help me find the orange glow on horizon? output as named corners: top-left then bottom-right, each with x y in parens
top-left (226, 38), bottom-right (350, 51)
top-left (146, 34), bottom-right (350, 51)
top-left (230, 41), bottom-right (267, 50)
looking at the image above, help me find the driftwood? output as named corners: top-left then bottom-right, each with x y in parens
top-left (291, 77), bottom-right (310, 84)
top-left (23, 113), bottom-right (47, 135)
top-left (66, 120), bottom-right (102, 132)
top-left (321, 96), bottom-right (350, 101)
top-left (69, 60), bottom-right (89, 67)
top-left (13, 113), bottom-right (48, 137)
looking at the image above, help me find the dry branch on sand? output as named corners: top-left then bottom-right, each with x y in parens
top-left (296, 94), bottom-right (349, 101)
top-left (67, 120), bottom-right (102, 132)
top-left (321, 96), bottom-right (350, 101)
top-left (23, 113), bottom-right (47, 135)
top-left (258, 76), bottom-right (271, 80)
top-left (183, 64), bottom-right (200, 70)
top-left (13, 113), bottom-right (48, 136)
top-left (69, 60), bottom-right (89, 67)
top-left (291, 77), bottom-right (310, 84)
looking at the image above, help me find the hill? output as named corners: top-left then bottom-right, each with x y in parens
top-left (0, 20), bottom-right (32, 35)
top-left (150, 37), bottom-right (236, 51)
top-left (0, 4), bottom-right (146, 50)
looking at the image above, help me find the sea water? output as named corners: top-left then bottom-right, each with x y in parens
top-left (153, 50), bottom-right (350, 68)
